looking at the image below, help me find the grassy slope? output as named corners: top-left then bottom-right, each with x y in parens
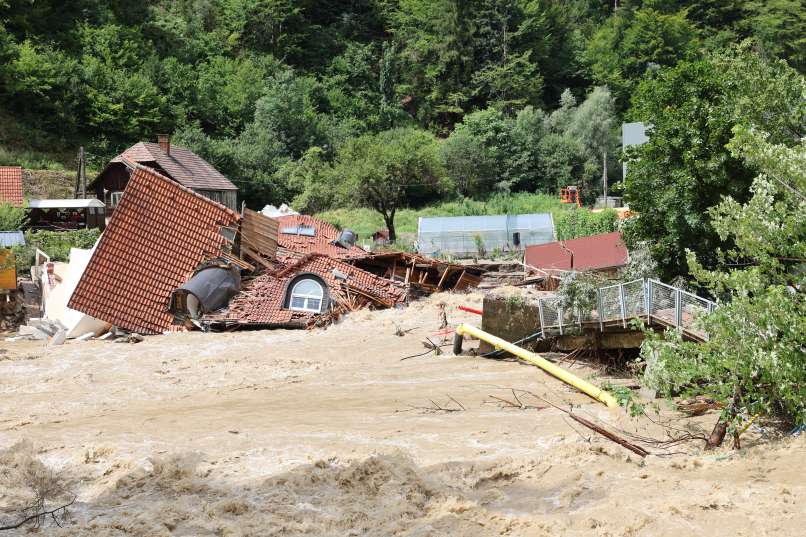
top-left (316, 193), bottom-right (570, 237)
top-left (0, 110), bottom-right (95, 199)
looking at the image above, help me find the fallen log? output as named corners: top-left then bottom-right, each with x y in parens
top-left (567, 412), bottom-right (649, 458)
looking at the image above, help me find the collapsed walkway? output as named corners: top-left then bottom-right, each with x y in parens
top-left (535, 278), bottom-right (717, 342)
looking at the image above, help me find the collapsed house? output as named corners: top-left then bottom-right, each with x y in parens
top-left (68, 164), bottom-right (241, 334)
top-left (202, 254), bottom-right (406, 329)
top-left (59, 160), bottom-right (481, 337)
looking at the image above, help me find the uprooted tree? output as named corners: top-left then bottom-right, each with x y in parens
top-left (639, 124), bottom-right (806, 448)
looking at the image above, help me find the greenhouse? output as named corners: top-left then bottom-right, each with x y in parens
top-left (416, 213), bottom-right (555, 258)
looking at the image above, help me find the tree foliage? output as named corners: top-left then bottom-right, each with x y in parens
top-left (622, 43), bottom-right (805, 280)
top-left (640, 127), bottom-right (806, 430)
top-left (0, 0), bottom-right (803, 225)
top-left (329, 127), bottom-right (446, 241)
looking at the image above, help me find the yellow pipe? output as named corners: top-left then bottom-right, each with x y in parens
top-left (456, 323), bottom-right (619, 408)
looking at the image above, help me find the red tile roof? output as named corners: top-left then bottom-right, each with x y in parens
top-left (0, 167), bottom-right (24, 207)
top-left (109, 142), bottom-right (237, 191)
top-left (276, 214), bottom-right (368, 260)
top-left (69, 165), bottom-right (240, 334)
top-left (524, 231), bottom-right (629, 272)
top-left (207, 254), bottom-right (404, 327)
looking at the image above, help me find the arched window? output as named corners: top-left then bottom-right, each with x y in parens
top-left (289, 278), bottom-right (325, 313)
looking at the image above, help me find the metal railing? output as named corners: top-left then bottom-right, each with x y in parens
top-left (537, 278), bottom-right (717, 340)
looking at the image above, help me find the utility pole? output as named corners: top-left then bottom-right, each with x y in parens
top-left (74, 147), bottom-right (86, 199)
top-left (602, 151), bottom-right (608, 208)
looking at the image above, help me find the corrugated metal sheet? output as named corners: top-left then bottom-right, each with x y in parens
top-left (524, 231), bottom-right (628, 271)
top-left (241, 208), bottom-right (279, 261)
top-left (0, 231), bottom-right (25, 247)
top-left (417, 213), bottom-right (554, 257)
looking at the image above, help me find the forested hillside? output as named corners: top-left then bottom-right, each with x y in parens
top-left (0, 1), bottom-right (803, 242)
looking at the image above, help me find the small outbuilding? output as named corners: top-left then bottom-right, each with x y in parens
top-left (91, 134), bottom-right (238, 215)
top-left (417, 213), bottom-right (555, 258)
top-left (27, 199), bottom-right (107, 230)
top-left (524, 231), bottom-right (629, 275)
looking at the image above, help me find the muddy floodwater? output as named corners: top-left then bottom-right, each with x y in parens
top-left (1, 293), bottom-right (804, 536)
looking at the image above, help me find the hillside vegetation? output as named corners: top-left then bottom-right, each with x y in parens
top-left (1, 1), bottom-right (804, 242)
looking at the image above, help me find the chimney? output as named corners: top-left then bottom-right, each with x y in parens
top-left (157, 134), bottom-right (171, 155)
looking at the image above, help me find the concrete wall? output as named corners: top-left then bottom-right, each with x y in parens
top-left (480, 294), bottom-right (541, 353)
top-left (480, 293), bottom-right (646, 353)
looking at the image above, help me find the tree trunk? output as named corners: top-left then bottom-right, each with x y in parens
top-left (384, 213), bottom-right (397, 243)
top-left (706, 385), bottom-right (742, 450)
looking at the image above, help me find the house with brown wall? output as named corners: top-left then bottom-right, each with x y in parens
top-left (90, 135), bottom-right (238, 215)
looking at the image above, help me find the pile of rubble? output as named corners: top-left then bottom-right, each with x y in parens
top-left (7, 164), bottom-right (487, 342)
top-left (0, 293), bottom-right (24, 332)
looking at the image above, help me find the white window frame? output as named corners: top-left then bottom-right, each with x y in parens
top-left (289, 278), bottom-right (325, 313)
top-left (110, 191), bottom-right (124, 207)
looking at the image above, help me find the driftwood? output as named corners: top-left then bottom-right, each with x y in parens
top-left (398, 396), bottom-right (466, 413)
top-left (522, 390), bottom-right (650, 457)
top-left (485, 389), bottom-right (547, 411)
top-left (566, 412), bottom-right (649, 457)
top-left (0, 496), bottom-right (75, 531)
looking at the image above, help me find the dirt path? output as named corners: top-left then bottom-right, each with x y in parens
top-left (1, 293), bottom-right (804, 536)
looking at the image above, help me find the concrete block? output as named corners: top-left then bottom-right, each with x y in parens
top-left (50, 329), bottom-right (67, 346)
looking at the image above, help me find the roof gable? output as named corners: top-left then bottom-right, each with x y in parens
top-left (0, 167), bottom-right (24, 207)
top-left (68, 165), bottom-right (240, 334)
top-left (111, 141), bottom-right (237, 192)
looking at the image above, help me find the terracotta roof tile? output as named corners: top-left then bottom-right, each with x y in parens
top-left (111, 142), bottom-right (237, 191)
top-left (68, 165), bottom-right (240, 334)
top-left (276, 214), bottom-right (368, 260)
top-left (208, 254), bottom-right (404, 326)
top-left (0, 167), bottom-right (24, 207)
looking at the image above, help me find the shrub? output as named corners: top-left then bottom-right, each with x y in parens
top-left (555, 208), bottom-right (617, 240)
top-left (12, 229), bottom-right (101, 272)
top-left (0, 203), bottom-right (28, 230)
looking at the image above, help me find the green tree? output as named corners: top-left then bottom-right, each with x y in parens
top-left (640, 126), bottom-right (806, 447)
top-left (4, 40), bottom-right (80, 131)
top-left (331, 127), bottom-right (446, 241)
top-left (746, 0), bottom-right (806, 73)
top-left (566, 86), bottom-right (618, 200)
top-left (586, 6), bottom-right (696, 108)
top-left (623, 43), bottom-right (806, 280)
top-left (195, 55), bottom-right (279, 136)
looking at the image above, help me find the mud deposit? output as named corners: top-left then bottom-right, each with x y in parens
top-left (1, 293), bottom-right (804, 535)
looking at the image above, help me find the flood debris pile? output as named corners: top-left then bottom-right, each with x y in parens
top-left (6, 162), bottom-right (487, 341)
top-left (203, 254), bottom-right (407, 329)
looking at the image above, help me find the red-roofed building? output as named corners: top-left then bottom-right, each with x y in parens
top-left (69, 164), bottom-right (240, 334)
top-left (524, 231), bottom-right (629, 273)
top-left (276, 214), bottom-right (368, 260)
top-left (0, 167), bottom-right (24, 207)
top-left (203, 253), bottom-right (405, 328)
top-left (91, 135), bottom-right (238, 215)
